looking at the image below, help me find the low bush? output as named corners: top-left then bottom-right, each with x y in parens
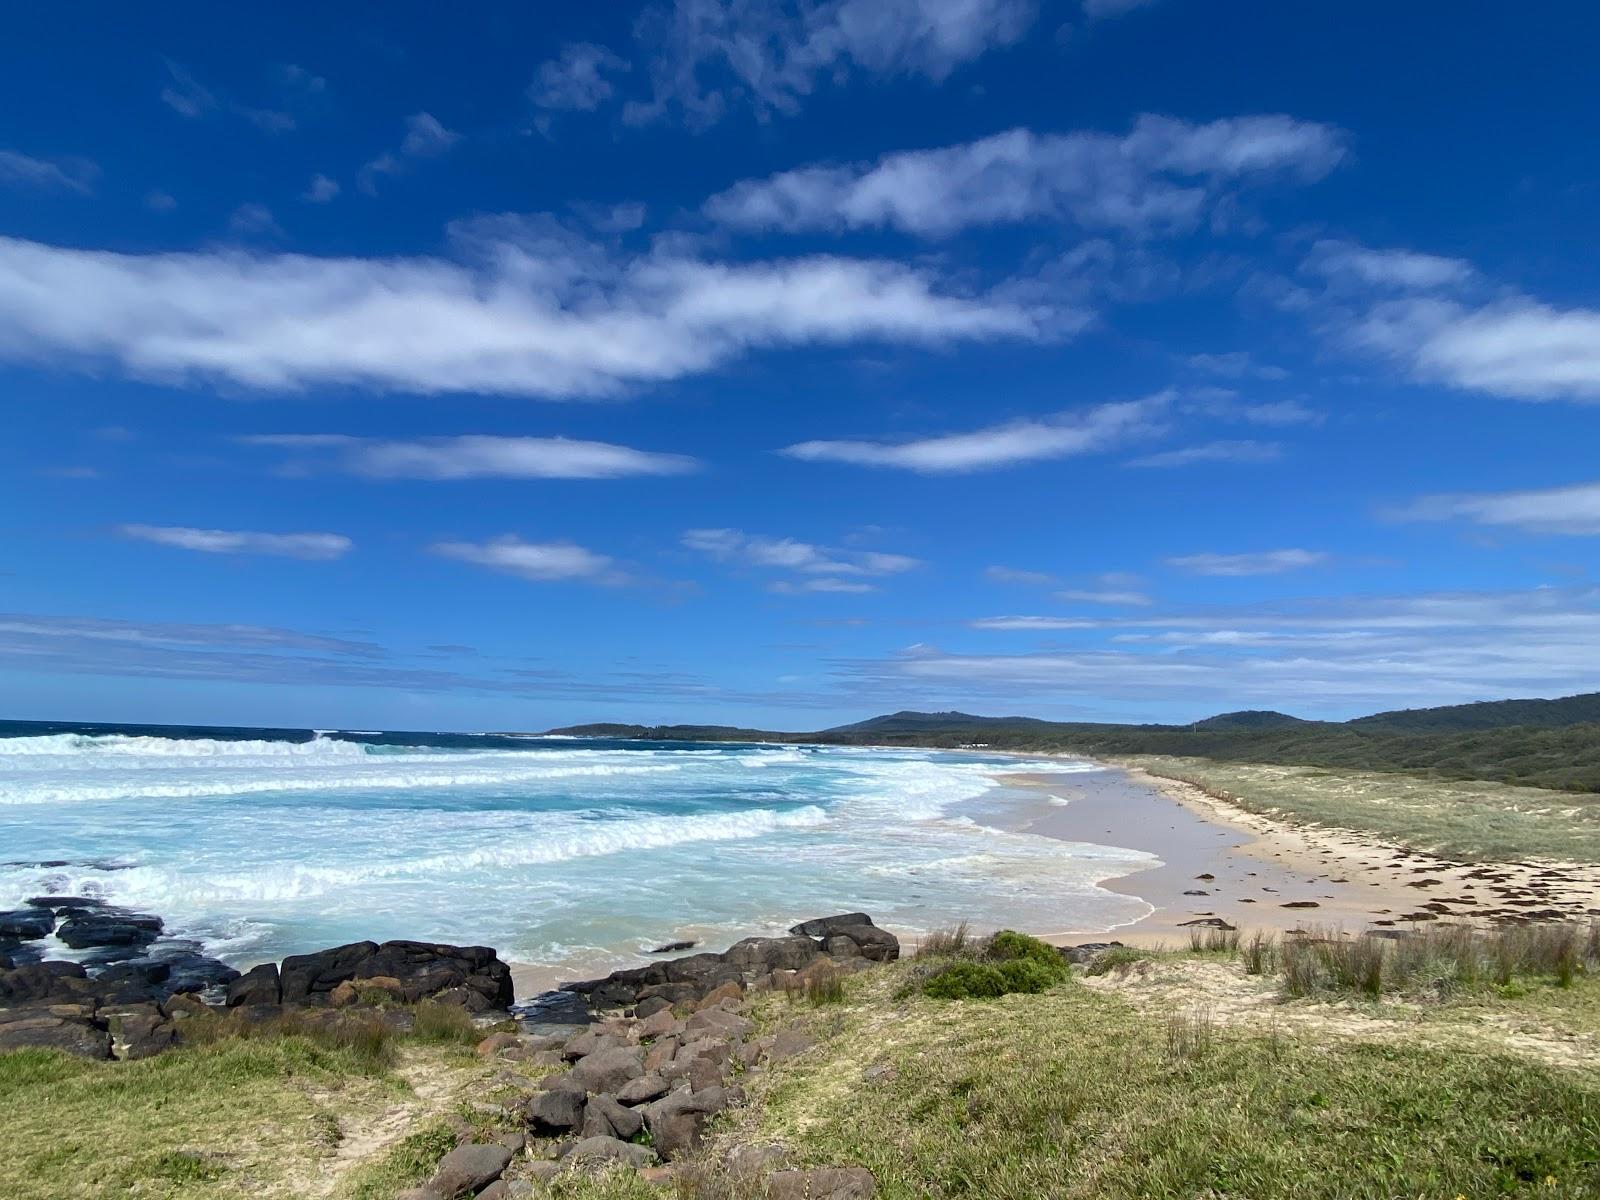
top-left (921, 929), bottom-right (1067, 999)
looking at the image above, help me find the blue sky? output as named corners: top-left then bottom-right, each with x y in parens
top-left (3, 0), bottom-right (1599, 731)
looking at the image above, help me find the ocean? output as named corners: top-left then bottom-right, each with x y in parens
top-left (0, 720), bottom-right (1156, 979)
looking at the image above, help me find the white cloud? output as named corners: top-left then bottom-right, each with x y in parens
top-left (245, 433), bottom-right (698, 479)
top-left (904, 586), bottom-right (1600, 711)
top-left (1126, 439), bottom-right (1281, 468)
top-left (430, 535), bottom-right (625, 584)
top-left (1082, 0), bottom-right (1160, 17)
top-left (1184, 351), bottom-right (1288, 381)
top-left (1055, 588), bottom-right (1152, 606)
top-left (359, 113), bottom-right (459, 194)
top-left (303, 174), bottom-right (340, 203)
top-left (1165, 548), bottom-right (1328, 576)
top-left (705, 115), bottom-right (1347, 237)
top-left (0, 149), bottom-right (97, 194)
top-left (985, 565), bottom-right (1058, 586)
top-left (118, 524), bottom-right (351, 560)
top-left (145, 190), bottom-right (177, 212)
top-left (227, 203), bottom-right (283, 238)
top-left (0, 216), bottom-right (1039, 399)
top-left (686, 529), bottom-right (916, 596)
top-left (531, 43), bottom-right (632, 111)
top-left (1306, 240), bottom-right (1474, 291)
top-left (1393, 480), bottom-right (1600, 536)
top-left (1188, 395), bottom-right (1321, 426)
top-left (627, 0), bottom-right (1035, 127)
top-left (769, 578), bottom-right (877, 594)
top-left (160, 60), bottom-right (293, 133)
top-left (781, 397), bottom-right (1164, 473)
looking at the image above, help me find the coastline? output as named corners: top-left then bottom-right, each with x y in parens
top-left (497, 749), bottom-right (1600, 999)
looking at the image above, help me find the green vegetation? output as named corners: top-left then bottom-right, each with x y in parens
top-left (547, 691), bottom-right (1600, 793)
top-left (913, 928), bottom-right (1071, 999)
top-left (1130, 755), bottom-right (1600, 861)
top-left (733, 961), bottom-right (1600, 1200)
top-left (0, 1009), bottom-right (491, 1200)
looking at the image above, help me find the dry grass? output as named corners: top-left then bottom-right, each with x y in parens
top-left (1127, 755), bottom-right (1600, 861)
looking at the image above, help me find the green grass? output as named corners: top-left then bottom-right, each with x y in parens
top-left (739, 963), bottom-right (1600, 1200)
top-left (334, 1120), bottom-right (460, 1200)
top-left (1127, 755), bottom-right (1600, 861)
top-left (0, 1036), bottom-right (407, 1200)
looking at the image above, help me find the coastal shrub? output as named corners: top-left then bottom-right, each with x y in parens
top-left (410, 1000), bottom-right (482, 1045)
top-left (805, 963), bottom-right (846, 1006)
top-left (917, 920), bottom-right (972, 958)
top-left (1242, 931), bottom-right (1278, 975)
top-left (987, 929), bottom-right (1067, 974)
top-left (923, 961), bottom-right (1011, 1000)
top-left (179, 1007), bottom-right (397, 1071)
top-left (1164, 1009), bottom-right (1214, 1061)
top-left (1187, 924), bottom-right (1241, 954)
top-left (1278, 921), bottom-right (1600, 1000)
top-left (1085, 945), bottom-right (1155, 977)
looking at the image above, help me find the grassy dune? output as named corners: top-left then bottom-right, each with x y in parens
top-left (1124, 754), bottom-right (1600, 862)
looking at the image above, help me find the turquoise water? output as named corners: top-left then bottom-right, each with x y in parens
top-left (0, 727), bottom-right (1155, 977)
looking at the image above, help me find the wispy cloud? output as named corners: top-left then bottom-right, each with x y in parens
top-left (0, 148), bottom-right (98, 195)
top-left (359, 113), bottom-right (459, 194)
top-left (430, 536), bottom-right (627, 584)
top-left (914, 586), bottom-right (1600, 712)
top-left (1165, 548), bottom-right (1328, 576)
top-left (1183, 351), bottom-right (1288, 381)
top-left (781, 396), bottom-right (1165, 473)
top-left (1056, 588), bottom-right (1152, 606)
top-left (531, 43), bottom-right (632, 111)
top-left (685, 528), bottom-right (917, 595)
top-left (1392, 480), bottom-right (1600, 536)
top-left (302, 174), bottom-right (340, 203)
top-left (159, 60), bottom-right (294, 133)
top-left (0, 216), bottom-right (1041, 398)
top-left (118, 524), bottom-right (352, 560)
top-left (1302, 239), bottom-right (1600, 404)
top-left (985, 565), bottom-right (1058, 586)
top-left (627, 0), bottom-right (1035, 128)
top-left (1082, 0), bottom-right (1161, 17)
top-left (1126, 439), bottom-right (1282, 468)
top-left (705, 115), bottom-right (1347, 238)
top-left (243, 434), bottom-right (699, 480)
top-left (227, 203), bottom-right (283, 238)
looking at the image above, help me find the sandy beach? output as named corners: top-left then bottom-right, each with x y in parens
top-left (989, 759), bottom-right (1600, 949)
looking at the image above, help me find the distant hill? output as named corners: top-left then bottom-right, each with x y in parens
top-left (824, 710), bottom-right (1063, 736)
top-left (545, 722), bottom-right (782, 741)
top-left (1190, 710), bottom-right (1311, 730)
top-left (1351, 693), bottom-right (1600, 733)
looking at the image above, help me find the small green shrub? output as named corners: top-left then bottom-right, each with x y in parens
top-left (805, 964), bottom-right (846, 1006)
top-left (923, 962), bottom-right (1010, 1000)
top-left (1086, 946), bottom-right (1155, 977)
top-left (411, 1001), bottom-right (482, 1045)
top-left (921, 933), bottom-right (1068, 1000)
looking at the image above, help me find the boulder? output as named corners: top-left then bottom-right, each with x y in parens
top-left (279, 941), bottom-right (379, 1002)
top-left (0, 961), bottom-right (90, 1005)
top-left (569, 1046), bottom-right (645, 1094)
top-left (562, 1135), bottom-right (658, 1169)
top-left (685, 1007), bottom-right (752, 1041)
top-left (424, 1142), bottom-right (514, 1198)
top-left (0, 909), bottom-right (55, 940)
top-left (355, 940), bottom-right (514, 1008)
top-left (1059, 942), bottom-right (1123, 965)
top-left (769, 1029), bottom-right (815, 1062)
top-left (825, 924), bottom-right (899, 962)
top-left (694, 981), bottom-right (744, 1011)
top-left (476, 1032), bottom-right (523, 1059)
top-left (527, 1085), bottom-right (587, 1134)
top-left (767, 1168), bottom-right (877, 1200)
top-left (0, 1010), bottom-right (111, 1059)
top-left (113, 1012), bottom-right (177, 1060)
top-left (724, 936), bottom-right (822, 974)
top-left (634, 995), bottom-right (672, 1019)
top-left (641, 1086), bottom-right (733, 1161)
top-left (615, 1073), bottom-right (670, 1105)
top-left (788, 913), bottom-right (874, 938)
top-left (56, 910), bottom-right (163, 950)
top-left (226, 963), bottom-right (281, 1007)
top-left (562, 1029), bottom-right (625, 1060)
top-left (637, 1008), bottom-right (682, 1040)
top-left (582, 1093), bottom-right (644, 1140)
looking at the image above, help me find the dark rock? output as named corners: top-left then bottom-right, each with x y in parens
top-left (634, 995), bottom-right (672, 1019)
top-left (1177, 918), bottom-right (1236, 930)
top-left (789, 913), bottom-right (875, 938)
top-left (0, 960), bottom-right (90, 1004)
top-left (584, 1093), bottom-right (644, 1140)
top-left (562, 1029), bottom-right (625, 1060)
top-left (615, 1073), bottom-right (670, 1105)
top-left (724, 936), bottom-right (822, 973)
top-left (0, 909), bottom-right (55, 939)
top-left (649, 940), bottom-right (698, 954)
top-left (527, 1087), bottom-right (587, 1134)
top-left (569, 1046), bottom-right (645, 1094)
top-left (112, 1011), bottom-right (178, 1060)
top-left (355, 940), bottom-right (514, 1008)
top-left (279, 941), bottom-right (379, 1002)
top-left (767, 1167), bottom-right (877, 1199)
top-left (0, 1009), bottom-right (112, 1059)
top-left (425, 1142), bottom-right (514, 1198)
top-left (1059, 942), bottom-right (1124, 965)
top-left (825, 923), bottom-right (899, 962)
top-left (56, 910), bottom-right (163, 950)
top-left (226, 963), bottom-right (282, 1007)
top-left (562, 1135), bottom-right (657, 1168)
top-left (642, 1087), bottom-right (733, 1160)
top-left (25, 895), bottom-right (106, 911)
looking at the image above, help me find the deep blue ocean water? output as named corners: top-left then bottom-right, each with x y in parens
top-left (0, 720), bottom-right (1153, 977)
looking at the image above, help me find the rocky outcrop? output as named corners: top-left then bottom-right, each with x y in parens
top-left (557, 913), bottom-right (899, 1015)
top-left (279, 940), bottom-right (513, 1010)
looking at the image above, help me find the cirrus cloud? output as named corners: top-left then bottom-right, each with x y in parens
top-left (118, 524), bottom-right (352, 560)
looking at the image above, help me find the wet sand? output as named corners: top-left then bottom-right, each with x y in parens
top-left (989, 761), bottom-right (1600, 948)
